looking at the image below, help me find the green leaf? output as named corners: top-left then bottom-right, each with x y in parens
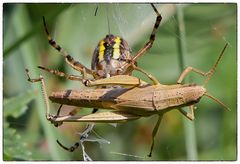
top-left (3, 4), bottom-right (70, 59)
top-left (4, 90), bottom-right (36, 118)
top-left (3, 122), bottom-right (32, 160)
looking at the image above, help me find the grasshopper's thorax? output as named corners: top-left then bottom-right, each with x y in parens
top-left (91, 34), bottom-right (132, 78)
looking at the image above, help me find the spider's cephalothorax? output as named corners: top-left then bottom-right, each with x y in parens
top-left (91, 34), bottom-right (132, 78)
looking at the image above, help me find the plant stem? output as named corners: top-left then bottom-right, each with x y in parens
top-left (11, 4), bottom-right (68, 160)
top-left (175, 4), bottom-right (198, 160)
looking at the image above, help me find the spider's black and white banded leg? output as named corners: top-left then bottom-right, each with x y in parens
top-left (131, 4), bottom-right (162, 63)
top-left (38, 66), bottom-right (84, 82)
top-left (56, 124), bottom-right (95, 154)
top-left (42, 16), bottom-right (95, 77)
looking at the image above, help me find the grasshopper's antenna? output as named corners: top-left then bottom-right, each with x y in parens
top-left (204, 43), bottom-right (228, 85)
top-left (202, 44), bottom-right (230, 111)
top-left (204, 93), bottom-right (230, 111)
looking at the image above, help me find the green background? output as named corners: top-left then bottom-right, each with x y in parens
top-left (3, 3), bottom-right (237, 160)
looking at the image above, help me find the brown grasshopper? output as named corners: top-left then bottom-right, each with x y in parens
top-left (26, 43), bottom-right (229, 157)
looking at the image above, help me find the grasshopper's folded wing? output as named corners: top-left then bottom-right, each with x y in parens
top-left (52, 111), bottom-right (140, 123)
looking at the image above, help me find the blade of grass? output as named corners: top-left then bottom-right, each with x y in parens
top-left (3, 4), bottom-right (70, 59)
top-left (175, 4), bottom-right (198, 160)
top-left (10, 4), bottom-right (68, 160)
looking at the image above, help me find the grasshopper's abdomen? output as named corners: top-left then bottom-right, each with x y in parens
top-left (49, 88), bottom-right (130, 109)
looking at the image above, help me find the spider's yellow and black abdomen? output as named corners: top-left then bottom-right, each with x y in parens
top-left (91, 34), bottom-right (132, 78)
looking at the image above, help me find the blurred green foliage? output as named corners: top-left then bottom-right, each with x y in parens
top-left (3, 3), bottom-right (236, 161)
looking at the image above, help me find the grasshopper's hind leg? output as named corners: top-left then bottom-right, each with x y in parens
top-left (177, 43), bottom-right (228, 85)
top-left (26, 69), bottom-right (65, 127)
top-left (25, 69), bottom-right (50, 119)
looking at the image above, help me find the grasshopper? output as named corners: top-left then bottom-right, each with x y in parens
top-left (26, 43), bottom-right (229, 157)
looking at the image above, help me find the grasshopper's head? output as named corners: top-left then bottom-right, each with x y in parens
top-left (193, 85), bottom-right (230, 111)
top-left (187, 85), bottom-right (230, 111)
top-left (195, 86), bottom-right (207, 101)
top-left (184, 85), bottom-right (206, 103)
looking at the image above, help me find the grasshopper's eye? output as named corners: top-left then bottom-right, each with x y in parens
top-left (83, 79), bottom-right (91, 87)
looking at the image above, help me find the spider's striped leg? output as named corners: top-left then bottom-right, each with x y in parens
top-left (42, 16), bottom-right (96, 77)
top-left (56, 124), bottom-right (94, 152)
top-left (130, 4), bottom-right (162, 64)
top-left (38, 66), bottom-right (84, 82)
top-left (122, 4), bottom-right (161, 81)
top-left (56, 139), bottom-right (80, 152)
